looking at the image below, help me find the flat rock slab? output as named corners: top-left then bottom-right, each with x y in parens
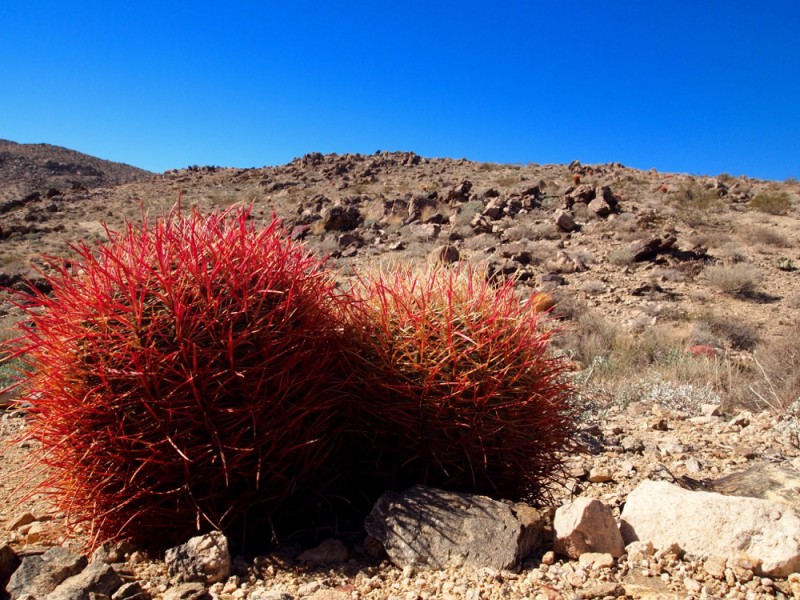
top-left (364, 484), bottom-right (545, 570)
top-left (621, 480), bottom-right (800, 577)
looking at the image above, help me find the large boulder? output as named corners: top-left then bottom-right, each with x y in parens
top-left (620, 480), bottom-right (800, 577)
top-left (364, 485), bottom-right (545, 570)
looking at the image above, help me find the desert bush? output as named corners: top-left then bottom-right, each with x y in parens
top-left (750, 323), bottom-right (800, 413)
top-left (693, 312), bottom-right (760, 350)
top-left (346, 265), bottom-right (578, 501)
top-left (741, 225), bottom-right (790, 248)
top-left (607, 246), bottom-right (638, 266)
top-left (3, 207), bottom-right (355, 550)
top-left (702, 264), bottom-right (762, 297)
top-left (715, 242), bottom-right (750, 264)
top-left (749, 192), bottom-right (792, 215)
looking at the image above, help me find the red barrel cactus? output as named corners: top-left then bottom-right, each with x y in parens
top-left (3, 206), bottom-right (355, 550)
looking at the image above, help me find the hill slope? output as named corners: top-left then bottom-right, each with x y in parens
top-left (0, 139), bottom-right (152, 201)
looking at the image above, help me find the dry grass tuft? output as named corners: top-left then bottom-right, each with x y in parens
top-left (702, 264), bottom-right (762, 297)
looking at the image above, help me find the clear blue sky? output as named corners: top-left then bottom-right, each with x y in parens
top-left (1, 2), bottom-right (798, 180)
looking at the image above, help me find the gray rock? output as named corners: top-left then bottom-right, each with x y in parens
top-left (364, 485), bottom-right (545, 570)
top-left (553, 497), bottom-right (625, 559)
top-left (165, 531), bottom-right (231, 584)
top-left (0, 543), bottom-right (20, 591)
top-left (46, 561), bottom-right (123, 600)
top-left (6, 547), bottom-right (87, 600)
top-left (620, 479), bottom-right (800, 577)
top-left (587, 197), bottom-right (611, 217)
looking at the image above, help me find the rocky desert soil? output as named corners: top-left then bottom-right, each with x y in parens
top-left (1, 142), bottom-right (800, 599)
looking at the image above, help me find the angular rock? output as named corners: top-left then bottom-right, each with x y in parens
top-left (112, 581), bottom-right (148, 600)
top-left (6, 547), bottom-right (87, 600)
top-left (447, 180), bottom-right (472, 204)
top-left (553, 497), bottom-right (625, 559)
top-left (165, 531), bottom-right (231, 584)
top-left (46, 561), bottom-right (123, 600)
top-left (627, 237), bottom-right (663, 262)
top-left (555, 210), bottom-right (577, 232)
top-left (364, 485), bottom-right (545, 570)
top-left (564, 184), bottom-right (596, 207)
top-left (482, 197), bottom-right (507, 220)
top-left (587, 197), bottom-right (612, 217)
top-left (321, 205), bottom-right (361, 231)
top-left (620, 479), bottom-right (800, 577)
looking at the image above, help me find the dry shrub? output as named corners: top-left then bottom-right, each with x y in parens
top-left (749, 193), bottom-right (792, 215)
top-left (741, 225), bottom-right (791, 248)
top-left (607, 246), bottom-right (638, 266)
top-left (702, 264), bottom-right (762, 296)
top-left (693, 312), bottom-right (760, 350)
top-left (750, 324), bottom-right (800, 412)
top-left (671, 182), bottom-right (724, 226)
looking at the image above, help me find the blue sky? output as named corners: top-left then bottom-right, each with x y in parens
top-left (1, 2), bottom-right (798, 180)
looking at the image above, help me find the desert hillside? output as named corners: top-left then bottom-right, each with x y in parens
top-left (2, 145), bottom-right (800, 599)
top-left (0, 139), bottom-right (152, 202)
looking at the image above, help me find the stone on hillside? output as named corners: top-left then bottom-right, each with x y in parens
top-left (482, 197), bottom-right (507, 220)
top-left (6, 547), bottom-right (87, 600)
top-left (555, 210), bottom-right (577, 232)
top-left (429, 244), bottom-right (460, 264)
top-left (620, 479), bottom-right (800, 577)
top-left (321, 204), bottom-right (361, 231)
top-left (364, 485), bottom-right (545, 570)
top-left (46, 561), bottom-right (123, 600)
top-left (165, 531), bottom-right (231, 584)
top-left (564, 184), bottom-right (595, 208)
top-left (598, 185), bottom-right (619, 207)
top-left (587, 197), bottom-right (612, 217)
top-left (627, 237), bottom-right (663, 262)
top-left (553, 497), bottom-right (625, 559)
top-left (447, 180), bottom-right (472, 204)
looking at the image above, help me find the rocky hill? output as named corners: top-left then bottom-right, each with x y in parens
top-left (2, 146), bottom-right (800, 598)
top-left (0, 139), bottom-right (152, 202)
